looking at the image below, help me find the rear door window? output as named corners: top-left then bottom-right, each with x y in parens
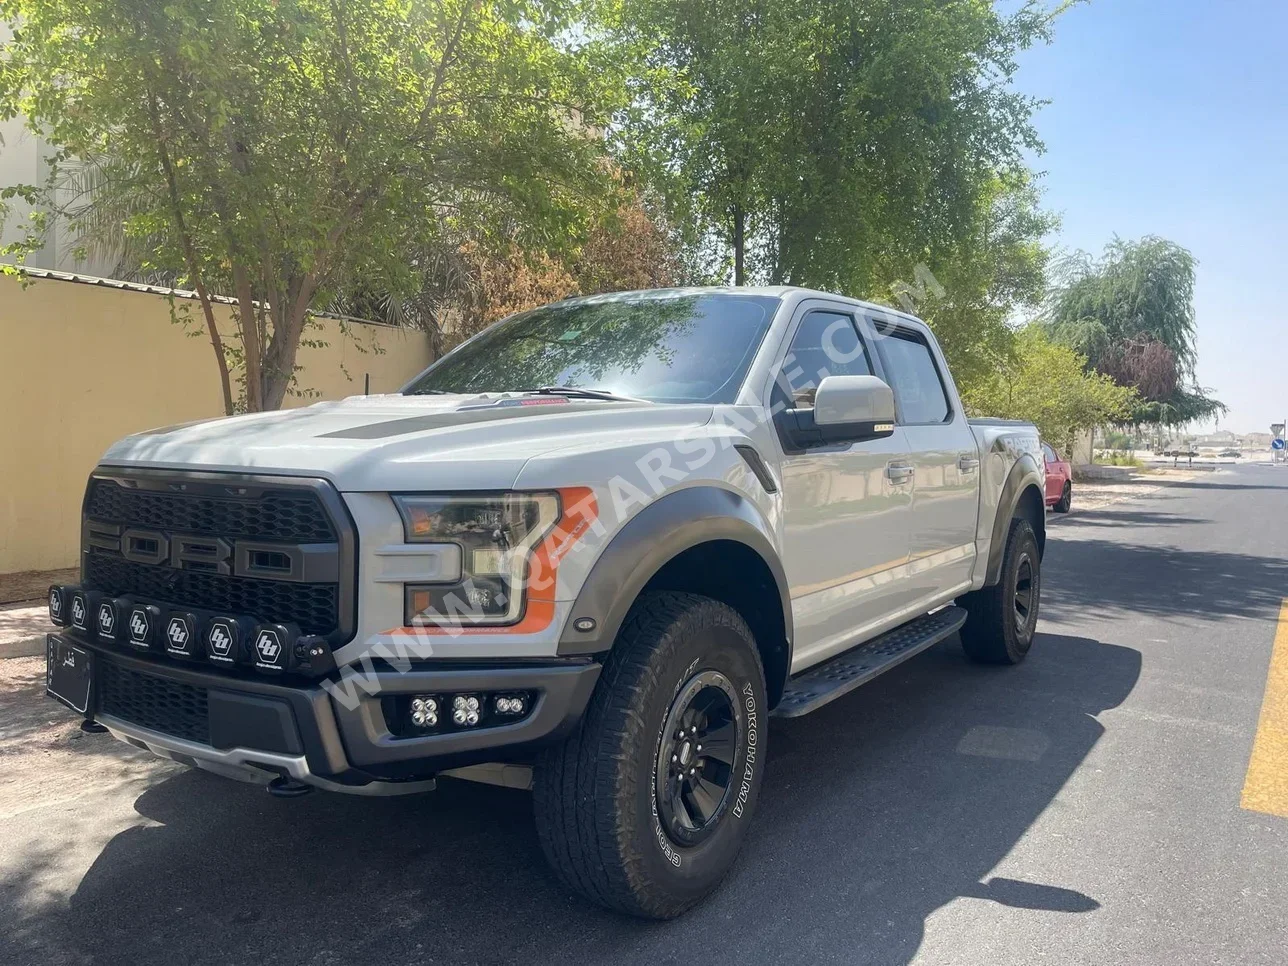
top-left (872, 328), bottom-right (951, 425)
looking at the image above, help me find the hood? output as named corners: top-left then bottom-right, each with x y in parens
top-left (101, 393), bottom-right (715, 491)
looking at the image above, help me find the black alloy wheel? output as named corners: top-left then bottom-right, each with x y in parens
top-left (959, 515), bottom-right (1041, 665)
top-left (1013, 553), bottom-right (1035, 635)
top-left (654, 670), bottom-right (740, 847)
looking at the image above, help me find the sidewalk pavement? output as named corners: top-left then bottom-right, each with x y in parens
top-left (0, 604), bottom-right (53, 659)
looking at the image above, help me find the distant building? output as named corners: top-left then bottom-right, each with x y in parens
top-left (0, 22), bottom-right (117, 277)
top-left (1243, 432), bottom-right (1273, 451)
top-left (1194, 429), bottom-right (1240, 446)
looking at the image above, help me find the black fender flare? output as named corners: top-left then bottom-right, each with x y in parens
top-left (984, 452), bottom-right (1046, 587)
top-left (557, 485), bottom-right (792, 658)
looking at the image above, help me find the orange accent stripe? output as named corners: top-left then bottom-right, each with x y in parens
top-left (385, 486), bottom-right (598, 637)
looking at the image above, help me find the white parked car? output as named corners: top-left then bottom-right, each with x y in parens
top-left (47, 287), bottom-right (1045, 917)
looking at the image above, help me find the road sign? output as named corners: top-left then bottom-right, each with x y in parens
top-left (1272, 423), bottom-right (1286, 436)
top-left (1273, 439), bottom-right (1286, 451)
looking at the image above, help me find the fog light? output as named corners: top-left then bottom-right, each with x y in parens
top-left (495, 696), bottom-right (526, 715)
top-left (451, 707), bottom-right (481, 726)
top-left (48, 585), bottom-right (71, 627)
top-left (410, 696), bottom-right (439, 728)
top-left (451, 695), bottom-right (481, 726)
top-left (69, 590), bottom-right (93, 632)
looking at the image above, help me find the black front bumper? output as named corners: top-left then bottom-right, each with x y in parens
top-left (59, 634), bottom-right (601, 791)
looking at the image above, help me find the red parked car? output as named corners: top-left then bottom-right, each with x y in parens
top-left (1042, 441), bottom-right (1072, 512)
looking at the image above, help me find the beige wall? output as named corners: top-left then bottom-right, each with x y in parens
top-left (0, 274), bottom-right (434, 573)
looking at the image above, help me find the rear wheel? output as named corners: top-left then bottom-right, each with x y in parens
top-left (1054, 481), bottom-right (1072, 513)
top-left (534, 591), bottom-right (766, 918)
top-left (958, 516), bottom-right (1041, 665)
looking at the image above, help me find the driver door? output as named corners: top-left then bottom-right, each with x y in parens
top-left (769, 302), bottom-right (913, 672)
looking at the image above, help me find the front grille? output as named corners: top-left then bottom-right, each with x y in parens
top-left (86, 478), bottom-right (336, 543)
top-left (99, 658), bottom-right (209, 744)
top-left (81, 472), bottom-right (354, 644)
top-left (85, 551), bottom-right (339, 636)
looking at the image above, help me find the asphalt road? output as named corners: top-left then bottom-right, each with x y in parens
top-left (3, 464), bottom-right (1287, 965)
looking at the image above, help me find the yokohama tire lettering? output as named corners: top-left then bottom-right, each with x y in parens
top-left (733, 682), bottom-right (757, 819)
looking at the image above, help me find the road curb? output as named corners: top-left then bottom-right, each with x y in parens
top-left (0, 635), bottom-right (46, 659)
top-left (1046, 471), bottom-right (1200, 526)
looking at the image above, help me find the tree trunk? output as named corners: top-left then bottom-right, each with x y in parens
top-left (732, 204), bottom-right (746, 286)
top-left (149, 97), bottom-right (234, 416)
top-left (193, 284), bottom-right (236, 417)
top-left (231, 263), bottom-right (264, 412)
top-left (260, 278), bottom-right (321, 410)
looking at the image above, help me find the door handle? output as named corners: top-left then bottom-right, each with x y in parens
top-left (958, 455), bottom-right (980, 472)
top-left (886, 462), bottom-right (914, 484)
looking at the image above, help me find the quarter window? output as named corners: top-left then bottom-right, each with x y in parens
top-left (873, 329), bottom-right (950, 424)
top-left (773, 311), bottom-right (872, 409)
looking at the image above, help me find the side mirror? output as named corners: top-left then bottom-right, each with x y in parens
top-left (774, 375), bottom-right (897, 452)
top-left (814, 375), bottom-right (896, 430)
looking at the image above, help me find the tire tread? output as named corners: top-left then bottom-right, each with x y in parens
top-left (959, 516), bottom-right (1039, 665)
top-left (534, 591), bottom-right (759, 917)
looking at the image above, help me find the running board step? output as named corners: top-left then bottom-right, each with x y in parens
top-left (773, 606), bottom-right (968, 718)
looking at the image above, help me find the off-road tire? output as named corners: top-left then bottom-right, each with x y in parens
top-left (1054, 482), bottom-right (1072, 513)
top-left (958, 516), bottom-right (1041, 665)
top-left (534, 591), bottom-right (767, 918)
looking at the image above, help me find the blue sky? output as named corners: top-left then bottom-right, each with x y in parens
top-left (1013, 0), bottom-right (1287, 434)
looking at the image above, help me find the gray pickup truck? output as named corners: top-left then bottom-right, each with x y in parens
top-left (46, 286), bottom-right (1045, 917)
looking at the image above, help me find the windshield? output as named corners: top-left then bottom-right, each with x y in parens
top-left (403, 293), bottom-right (780, 404)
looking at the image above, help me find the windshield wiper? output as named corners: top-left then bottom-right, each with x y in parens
top-left (519, 385), bottom-right (641, 402)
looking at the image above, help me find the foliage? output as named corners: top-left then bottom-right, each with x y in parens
top-left (1101, 429), bottom-right (1137, 451)
top-left (330, 194), bottom-right (681, 354)
top-left (614, 0), bottom-right (1067, 290)
top-left (1043, 236), bottom-right (1224, 426)
top-left (465, 243), bottom-right (579, 332)
top-left (960, 326), bottom-right (1136, 455)
top-left (893, 171), bottom-right (1057, 398)
top-left (2, 0), bottom-right (1221, 446)
top-left (1097, 450), bottom-right (1142, 468)
top-left (571, 196), bottom-right (680, 296)
top-left (0, 0), bottom-right (625, 411)
top-left (0, 183), bottom-right (47, 271)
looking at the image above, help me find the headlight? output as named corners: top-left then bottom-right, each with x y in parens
top-left (394, 493), bottom-right (560, 626)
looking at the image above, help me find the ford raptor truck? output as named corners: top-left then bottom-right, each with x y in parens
top-left (45, 286), bottom-right (1046, 918)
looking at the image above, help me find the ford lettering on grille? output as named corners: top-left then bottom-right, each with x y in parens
top-left (82, 519), bottom-right (335, 583)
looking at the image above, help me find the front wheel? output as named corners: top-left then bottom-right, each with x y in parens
top-left (958, 516), bottom-right (1041, 664)
top-left (534, 591), bottom-right (767, 918)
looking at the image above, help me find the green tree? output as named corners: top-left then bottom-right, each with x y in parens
top-left (891, 171), bottom-right (1057, 397)
top-left (615, 0), bottom-right (1066, 289)
top-left (1043, 236), bottom-right (1224, 427)
top-left (961, 325), bottom-right (1136, 456)
top-left (0, 0), bottom-right (624, 412)
top-left (329, 192), bottom-right (681, 355)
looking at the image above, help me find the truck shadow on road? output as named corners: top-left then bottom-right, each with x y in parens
top-left (2, 632), bottom-right (1140, 966)
top-left (1050, 508), bottom-right (1210, 529)
top-left (1042, 537), bottom-right (1288, 623)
